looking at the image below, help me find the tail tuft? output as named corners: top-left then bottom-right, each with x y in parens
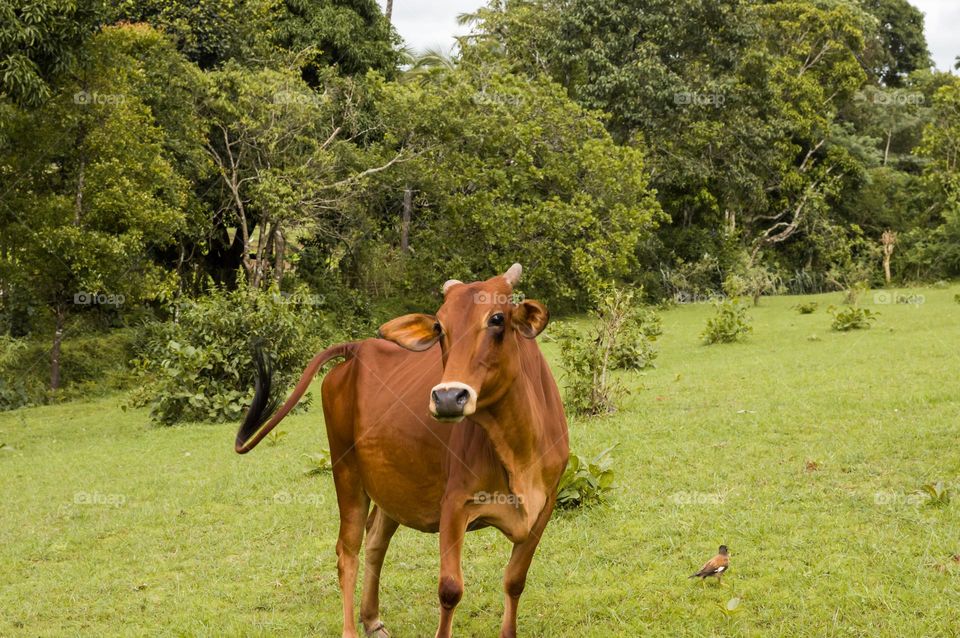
top-left (236, 344), bottom-right (282, 454)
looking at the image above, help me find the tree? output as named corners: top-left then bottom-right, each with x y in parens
top-left (0, 24), bottom-right (191, 389)
top-left (201, 64), bottom-right (408, 289)
top-left (372, 55), bottom-right (664, 308)
top-left (860, 0), bottom-right (932, 87)
top-left (270, 0), bottom-right (400, 82)
top-left (0, 0), bottom-right (104, 107)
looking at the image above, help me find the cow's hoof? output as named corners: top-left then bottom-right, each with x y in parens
top-left (363, 621), bottom-right (390, 638)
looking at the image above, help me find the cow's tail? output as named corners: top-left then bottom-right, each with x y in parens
top-left (235, 342), bottom-right (356, 454)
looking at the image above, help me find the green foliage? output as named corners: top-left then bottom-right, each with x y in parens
top-left (376, 60), bottom-right (664, 310)
top-left (920, 481), bottom-right (951, 507)
top-left (551, 288), bottom-right (655, 416)
top-left (794, 301), bottom-right (818, 314)
top-left (0, 0), bottom-right (102, 106)
top-left (264, 429), bottom-right (288, 447)
top-left (0, 330), bottom-right (138, 411)
top-left (302, 450), bottom-right (333, 476)
top-left (556, 445), bottom-right (616, 509)
top-left (701, 299), bottom-right (752, 344)
top-left (610, 304), bottom-right (662, 371)
top-left (723, 260), bottom-right (783, 306)
top-left (132, 285), bottom-right (325, 425)
top-left (829, 305), bottom-right (878, 331)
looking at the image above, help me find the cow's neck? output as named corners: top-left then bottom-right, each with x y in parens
top-left (475, 372), bottom-right (542, 490)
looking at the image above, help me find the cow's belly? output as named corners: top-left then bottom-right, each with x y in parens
top-left (353, 416), bottom-right (450, 532)
top-left (351, 340), bottom-right (450, 532)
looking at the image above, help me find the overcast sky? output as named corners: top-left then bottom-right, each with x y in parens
top-left (381, 0), bottom-right (957, 72)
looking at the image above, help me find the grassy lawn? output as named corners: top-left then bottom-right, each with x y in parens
top-left (2, 286), bottom-right (959, 637)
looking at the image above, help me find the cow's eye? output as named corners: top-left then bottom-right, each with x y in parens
top-left (488, 313), bottom-right (505, 327)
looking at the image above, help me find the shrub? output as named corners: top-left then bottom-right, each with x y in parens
top-left (132, 285), bottom-right (328, 425)
top-left (793, 301), bottom-right (818, 314)
top-left (723, 262), bottom-right (782, 306)
top-left (556, 445), bottom-right (616, 509)
top-left (610, 301), bottom-right (662, 371)
top-left (829, 305), bottom-right (877, 331)
top-left (552, 287), bottom-right (658, 416)
top-left (701, 299), bottom-right (752, 344)
top-left (303, 450), bottom-right (333, 476)
top-left (920, 481), bottom-right (951, 507)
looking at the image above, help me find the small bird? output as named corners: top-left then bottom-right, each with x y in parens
top-left (690, 545), bottom-right (730, 584)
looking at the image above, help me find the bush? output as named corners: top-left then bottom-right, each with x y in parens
top-left (793, 301), bottom-right (818, 314)
top-left (609, 302), bottom-right (662, 371)
top-left (556, 445), bottom-right (616, 509)
top-left (723, 261), bottom-right (782, 306)
top-left (829, 305), bottom-right (877, 331)
top-left (132, 285), bottom-right (328, 425)
top-left (552, 287), bottom-right (658, 416)
top-left (701, 299), bottom-right (752, 344)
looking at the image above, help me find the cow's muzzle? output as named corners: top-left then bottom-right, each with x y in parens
top-left (429, 382), bottom-right (478, 422)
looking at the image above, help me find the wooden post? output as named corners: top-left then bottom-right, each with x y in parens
top-left (401, 187), bottom-right (412, 253)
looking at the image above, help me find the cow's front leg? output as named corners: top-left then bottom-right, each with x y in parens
top-left (500, 498), bottom-right (555, 638)
top-left (435, 503), bottom-right (468, 638)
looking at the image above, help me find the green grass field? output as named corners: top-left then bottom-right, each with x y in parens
top-left (2, 287), bottom-right (959, 637)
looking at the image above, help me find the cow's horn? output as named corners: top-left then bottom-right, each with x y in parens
top-left (442, 279), bottom-right (463, 295)
top-left (503, 263), bottom-right (522, 286)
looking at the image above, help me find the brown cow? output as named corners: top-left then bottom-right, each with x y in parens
top-left (235, 264), bottom-right (569, 638)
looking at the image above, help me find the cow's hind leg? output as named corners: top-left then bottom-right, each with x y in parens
top-left (332, 453), bottom-right (371, 638)
top-left (360, 506), bottom-right (400, 637)
top-left (499, 501), bottom-right (555, 638)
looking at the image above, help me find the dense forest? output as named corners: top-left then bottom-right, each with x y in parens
top-left (1, 0), bottom-right (958, 414)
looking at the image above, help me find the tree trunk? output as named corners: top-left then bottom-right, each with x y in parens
top-left (883, 130), bottom-right (892, 167)
top-left (50, 306), bottom-right (65, 391)
top-left (273, 226), bottom-right (285, 284)
top-left (74, 158), bottom-right (85, 225)
top-left (881, 230), bottom-right (896, 285)
top-left (401, 187), bottom-right (412, 253)
top-left (385, 0), bottom-right (394, 22)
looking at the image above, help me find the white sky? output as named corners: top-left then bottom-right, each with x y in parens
top-left (381, 0), bottom-right (957, 72)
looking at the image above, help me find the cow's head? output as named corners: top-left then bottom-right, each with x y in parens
top-left (377, 263), bottom-right (548, 422)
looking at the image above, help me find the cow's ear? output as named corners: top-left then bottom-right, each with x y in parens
top-left (378, 313), bottom-right (441, 351)
top-left (513, 300), bottom-right (549, 338)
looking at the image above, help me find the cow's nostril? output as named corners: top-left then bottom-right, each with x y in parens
top-left (455, 389), bottom-right (469, 407)
top-left (432, 390), bottom-right (441, 407)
